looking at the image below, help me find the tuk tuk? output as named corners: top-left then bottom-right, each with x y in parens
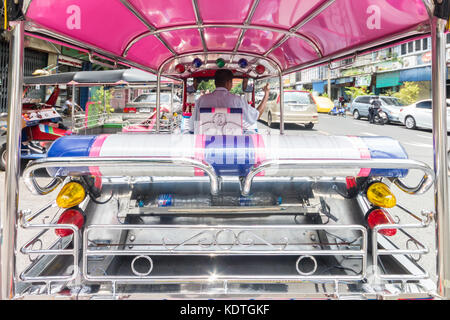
top-left (1, 0), bottom-right (449, 300)
top-left (23, 69), bottom-right (182, 134)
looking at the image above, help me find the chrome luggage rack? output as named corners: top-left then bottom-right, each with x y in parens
top-left (17, 204), bottom-right (436, 298)
top-left (15, 156), bottom-right (437, 298)
top-left (83, 224), bottom-right (368, 282)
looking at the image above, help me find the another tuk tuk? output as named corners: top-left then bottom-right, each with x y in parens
top-left (1, 0), bottom-right (449, 300)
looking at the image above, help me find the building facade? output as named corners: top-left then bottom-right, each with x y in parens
top-left (288, 35), bottom-right (448, 103)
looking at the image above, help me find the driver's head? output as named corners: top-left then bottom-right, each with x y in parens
top-left (215, 69), bottom-right (234, 91)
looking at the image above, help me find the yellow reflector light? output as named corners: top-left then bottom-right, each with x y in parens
top-left (56, 182), bottom-right (86, 209)
top-left (367, 182), bottom-right (396, 208)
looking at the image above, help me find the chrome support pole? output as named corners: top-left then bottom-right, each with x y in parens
top-left (327, 64), bottom-right (332, 98)
top-left (156, 71), bottom-right (161, 133)
top-left (279, 74), bottom-right (284, 134)
top-left (1, 21), bottom-right (24, 300)
top-left (103, 86), bottom-right (107, 113)
top-left (431, 16), bottom-right (450, 299)
top-left (171, 83), bottom-right (174, 112)
top-left (72, 84), bottom-right (76, 129)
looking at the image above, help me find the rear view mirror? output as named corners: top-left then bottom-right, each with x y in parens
top-left (0, 113), bottom-right (8, 120)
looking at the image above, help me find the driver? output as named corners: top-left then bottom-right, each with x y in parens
top-left (62, 96), bottom-right (83, 116)
top-left (369, 96), bottom-right (381, 124)
top-left (188, 69), bottom-right (270, 134)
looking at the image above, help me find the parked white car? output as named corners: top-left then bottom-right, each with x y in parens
top-left (126, 92), bottom-right (182, 114)
top-left (399, 99), bottom-right (450, 131)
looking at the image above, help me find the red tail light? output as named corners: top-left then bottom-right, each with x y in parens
top-left (346, 177), bottom-right (357, 189)
top-left (366, 208), bottom-right (397, 236)
top-left (55, 208), bottom-right (85, 237)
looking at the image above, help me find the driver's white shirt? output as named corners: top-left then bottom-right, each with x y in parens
top-left (188, 87), bottom-right (259, 133)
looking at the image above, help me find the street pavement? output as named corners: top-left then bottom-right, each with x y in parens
top-left (1, 113), bottom-right (446, 283)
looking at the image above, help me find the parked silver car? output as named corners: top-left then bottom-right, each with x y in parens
top-left (259, 90), bottom-right (319, 129)
top-left (350, 95), bottom-right (405, 123)
top-left (399, 99), bottom-right (450, 131)
top-left (126, 92), bottom-right (182, 114)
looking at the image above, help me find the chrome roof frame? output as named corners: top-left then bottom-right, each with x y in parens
top-left (21, 0), bottom-right (433, 79)
top-left (121, 23), bottom-right (323, 59)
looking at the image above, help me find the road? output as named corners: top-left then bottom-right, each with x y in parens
top-left (1, 113), bottom-right (446, 284)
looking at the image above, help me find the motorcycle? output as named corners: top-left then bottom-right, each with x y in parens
top-left (328, 105), bottom-right (346, 116)
top-left (371, 107), bottom-right (388, 125)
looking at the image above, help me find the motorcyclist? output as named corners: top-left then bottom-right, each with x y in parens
top-left (369, 96), bottom-right (381, 124)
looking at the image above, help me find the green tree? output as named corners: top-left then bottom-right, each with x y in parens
top-left (344, 86), bottom-right (372, 100)
top-left (91, 86), bottom-right (113, 113)
top-left (197, 79), bottom-right (216, 92)
top-left (392, 82), bottom-right (419, 105)
top-left (230, 83), bottom-right (243, 95)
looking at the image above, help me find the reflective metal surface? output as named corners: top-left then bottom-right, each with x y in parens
top-left (0, 21), bottom-right (24, 300)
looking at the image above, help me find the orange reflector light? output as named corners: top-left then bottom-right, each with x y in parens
top-left (367, 182), bottom-right (396, 208)
top-left (56, 182), bottom-right (86, 209)
top-left (366, 208), bottom-right (397, 236)
top-left (55, 209), bottom-right (85, 237)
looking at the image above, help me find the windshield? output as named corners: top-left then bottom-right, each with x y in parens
top-left (133, 94), bottom-right (176, 103)
top-left (381, 97), bottom-right (405, 106)
top-left (285, 92), bottom-right (314, 105)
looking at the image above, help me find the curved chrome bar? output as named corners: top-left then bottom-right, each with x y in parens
top-left (391, 175), bottom-right (432, 195)
top-left (23, 157), bottom-right (221, 196)
top-left (241, 159), bottom-right (435, 196)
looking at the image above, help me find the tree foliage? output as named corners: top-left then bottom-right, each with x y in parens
top-left (344, 86), bottom-right (372, 100)
top-left (197, 80), bottom-right (216, 92)
top-left (230, 83), bottom-right (243, 95)
top-left (392, 82), bottom-right (419, 105)
top-left (91, 87), bottom-right (114, 113)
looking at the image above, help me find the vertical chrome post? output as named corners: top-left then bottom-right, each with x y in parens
top-left (1, 21), bottom-right (24, 300)
top-left (279, 74), bottom-right (284, 135)
top-left (71, 84), bottom-right (76, 129)
top-left (431, 15), bottom-right (450, 299)
top-left (103, 86), bottom-right (107, 113)
top-left (171, 83), bottom-right (174, 112)
top-left (327, 64), bottom-right (332, 98)
top-left (156, 71), bottom-right (161, 133)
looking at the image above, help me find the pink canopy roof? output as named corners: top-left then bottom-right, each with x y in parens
top-left (23, 0), bottom-right (431, 78)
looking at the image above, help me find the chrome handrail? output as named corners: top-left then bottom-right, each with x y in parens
top-left (83, 223), bottom-right (367, 282)
top-left (241, 159), bottom-right (435, 196)
top-left (23, 157), bottom-right (221, 196)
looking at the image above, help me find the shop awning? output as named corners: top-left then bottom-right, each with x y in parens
top-left (335, 77), bottom-right (354, 85)
top-left (399, 66), bottom-right (431, 82)
top-left (355, 75), bottom-right (372, 87)
top-left (376, 71), bottom-right (400, 88)
top-left (312, 81), bottom-right (326, 94)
